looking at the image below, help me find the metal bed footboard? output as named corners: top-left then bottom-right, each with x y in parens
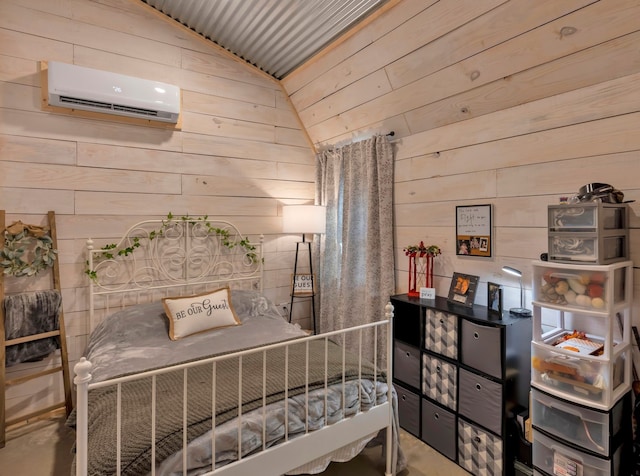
top-left (73, 302), bottom-right (395, 476)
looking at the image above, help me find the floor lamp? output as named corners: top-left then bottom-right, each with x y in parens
top-left (282, 205), bottom-right (326, 334)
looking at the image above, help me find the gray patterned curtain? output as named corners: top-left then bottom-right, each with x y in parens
top-left (315, 135), bottom-right (395, 366)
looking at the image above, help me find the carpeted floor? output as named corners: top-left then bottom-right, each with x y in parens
top-left (0, 412), bottom-right (470, 475)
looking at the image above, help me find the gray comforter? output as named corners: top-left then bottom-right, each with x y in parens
top-left (68, 291), bottom-right (394, 475)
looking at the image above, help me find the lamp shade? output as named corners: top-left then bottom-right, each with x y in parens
top-left (501, 265), bottom-right (531, 317)
top-left (502, 266), bottom-right (522, 278)
top-left (282, 205), bottom-right (326, 234)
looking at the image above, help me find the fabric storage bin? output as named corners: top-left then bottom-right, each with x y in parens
top-left (531, 341), bottom-right (630, 410)
top-left (548, 203), bottom-right (628, 233)
top-left (421, 398), bottom-right (456, 461)
top-left (422, 353), bottom-right (457, 410)
top-left (458, 368), bottom-right (503, 436)
top-left (548, 231), bottom-right (628, 265)
top-left (395, 382), bottom-right (420, 437)
top-left (460, 319), bottom-right (502, 379)
top-left (393, 340), bottom-right (420, 389)
top-left (533, 428), bottom-right (623, 476)
top-left (531, 387), bottom-right (629, 456)
top-left (532, 260), bottom-right (631, 314)
top-left (424, 308), bottom-right (457, 359)
top-left (458, 418), bottom-right (503, 476)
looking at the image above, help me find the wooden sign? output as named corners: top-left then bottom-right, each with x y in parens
top-left (292, 274), bottom-right (315, 295)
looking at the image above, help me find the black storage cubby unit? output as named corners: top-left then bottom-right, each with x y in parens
top-left (391, 294), bottom-right (532, 475)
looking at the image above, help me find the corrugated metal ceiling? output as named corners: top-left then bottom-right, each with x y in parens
top-left (142, 0), bottom-right (388, 79)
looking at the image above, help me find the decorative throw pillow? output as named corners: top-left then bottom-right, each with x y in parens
top-left (162, 287), bottom-right (241, 340)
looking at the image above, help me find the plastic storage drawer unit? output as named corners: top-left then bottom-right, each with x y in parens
top-left (531, 387), bottom-right (629, 456)
top-left (532, 260), bottom-right (631, 314)
top-left (548, 203), bottom-right (628, 233)
top-left (547, 203), bottom-right (629, 265)
top-left (548, 232), bottom-right (628, 265)
top-left (531, 340), bottom-right (630, 410)
top-left (533, 428), bottom-right (624, 476)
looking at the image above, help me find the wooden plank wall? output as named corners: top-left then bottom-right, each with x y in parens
top-left (283, 0), bottom-right (640, 363)
top-left (0, 0), bottom-right (315, 421)
top-left (3, 0), bottom-right (640, 424)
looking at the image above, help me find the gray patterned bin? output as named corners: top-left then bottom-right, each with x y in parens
top-left (422, 353), bottom-right (457, 410)
top-left (458, 418), bottom-right (503, 476)
top-left (424, 309), bottom-right (458, 359)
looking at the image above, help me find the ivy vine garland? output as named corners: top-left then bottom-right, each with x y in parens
top-left (1, 222), bottom-right (58, 277)
top-left (86, 213), bottom-right (259, 281)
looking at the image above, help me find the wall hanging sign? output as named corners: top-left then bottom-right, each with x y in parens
top-left (292, 274), bottom-right (315, 295)
top-left (455, 204), bottom-right (492, 257)
top-left (447, 272), bottom-right (479, 307)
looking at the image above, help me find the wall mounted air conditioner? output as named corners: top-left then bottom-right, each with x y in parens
top-left (46, 61), bottom-right (180, 124)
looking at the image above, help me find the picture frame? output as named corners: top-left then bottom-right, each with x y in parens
top-left (291, 273), bottom-right (315, 295)
top-left (456, 204), bottom-right (492, 257)
top-left (447, 272), bottom-right (479, 307)
top-left (487, 281), bottom-right (503, 316)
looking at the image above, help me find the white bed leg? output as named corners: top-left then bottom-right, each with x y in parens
top-left (384, 301), bottom-right (394, 476)
top-left (74, 357), bottom-right (93, 476)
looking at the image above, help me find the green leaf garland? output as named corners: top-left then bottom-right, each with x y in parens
top-left (1, 227), bottom-right (57, 277)
top-left (85, 213), bottom-right (260, 281)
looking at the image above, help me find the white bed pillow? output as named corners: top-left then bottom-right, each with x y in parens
top-left (162, 287), bottom-right (241, 340)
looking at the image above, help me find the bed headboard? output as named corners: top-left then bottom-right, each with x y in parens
top-left (86, 216), bottom-right (263, 330)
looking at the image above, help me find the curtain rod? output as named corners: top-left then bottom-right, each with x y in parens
top-left (317, 131), bottom-right (396, 153)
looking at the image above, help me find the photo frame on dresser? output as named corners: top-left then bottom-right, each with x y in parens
top-left (447, 272), bottom-right (479, 307)
top-left (487, 282), bottom-right (502, 316)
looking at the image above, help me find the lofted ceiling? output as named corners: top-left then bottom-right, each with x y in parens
top-left (142, 0), bottom-right (388, 79)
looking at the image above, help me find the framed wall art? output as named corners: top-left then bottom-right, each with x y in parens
top-left (487, 281), bottom-right (503, 316)
top-left (456, 204), bottom-right (492, 257)
top-left (447, 272), bottom-right (479, 307)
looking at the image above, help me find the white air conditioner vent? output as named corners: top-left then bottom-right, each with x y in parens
top-left (58, 96), bottom-right (163, 118)
top-left (46, 61), bottom-right (180, 124)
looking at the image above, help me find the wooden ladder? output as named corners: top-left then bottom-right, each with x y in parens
top-left (0, 210), bottom-right (73, 447)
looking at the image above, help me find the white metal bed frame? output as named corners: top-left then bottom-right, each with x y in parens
top-left (73, 217), bottom-right (395, 476)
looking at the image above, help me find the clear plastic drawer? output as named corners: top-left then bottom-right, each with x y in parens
top-left (533, 429), bottom-right (623, 476)
top-left (548, 232), bottom-right (628, 265)
top-left (531, 387), bottom-right (629, 456)
top-left (548, 203), bottom-right (627, 232)
top-left (532, 261), bottom-right (631, 314)
top-left (531, 341), bottom-right (630, 410)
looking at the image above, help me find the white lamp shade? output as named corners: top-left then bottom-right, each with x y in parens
top-left (282, 205), bottom-right (326, 234)
top-left (502, 266), bottom-right (522, 278)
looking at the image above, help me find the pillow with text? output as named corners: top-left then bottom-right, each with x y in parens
top-left (162, 287), bottom-right (241, 340)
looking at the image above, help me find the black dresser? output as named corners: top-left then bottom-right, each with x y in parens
top-left (391, 294), bottom-right (532, 475)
